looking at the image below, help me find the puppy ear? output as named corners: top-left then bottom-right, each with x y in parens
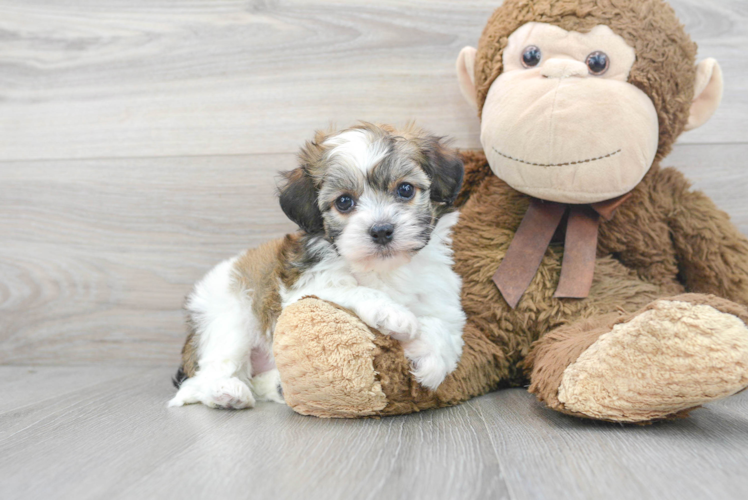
top-left (278, 167), bottom-right (324, 234)
top-left (420, 137), bottom-right (464, 206)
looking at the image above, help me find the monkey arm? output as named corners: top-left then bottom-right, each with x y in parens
top-left (455, 150), bottom-right (491, 207)
top-left (660, 167), bottom-right (748, 306)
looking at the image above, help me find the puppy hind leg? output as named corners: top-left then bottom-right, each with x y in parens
top-left (251, 369), bottom-right (285, 404)
top-left (169, 374), bottom-right (255, 410)
top-left (170, 290), bottom-right (258, 409)
top-left (248, 345), bottom-right (285, 404)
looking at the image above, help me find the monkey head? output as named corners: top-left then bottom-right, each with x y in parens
top-left (456, 0), bottom-right (723, 204)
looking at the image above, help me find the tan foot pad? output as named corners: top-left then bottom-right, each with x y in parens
top-left (558, 300), bottom-right (748, 422)
top-left (273, 298), bottom-right (387, 418)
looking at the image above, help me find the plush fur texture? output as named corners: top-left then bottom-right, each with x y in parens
top-left (529, 294), bottom-right (748, 422)
top-left (274, 299), bottom-right (388, 418)
top-left (557, 298), bottom-right (748, 422)
top-left (270, 0), bottom-right (748, 421)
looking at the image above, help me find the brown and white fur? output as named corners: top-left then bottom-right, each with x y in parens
top-left (169, 124), bottom-right (466, 409)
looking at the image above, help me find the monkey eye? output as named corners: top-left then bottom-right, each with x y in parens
top-left (521, 46), bottom-right (542, 68)
top-left (586, 51), bottom-right (609, 75)
top-left (334, 194), bottom-right (355, 213)
top-left (396, 183), bottom-right (415, 200)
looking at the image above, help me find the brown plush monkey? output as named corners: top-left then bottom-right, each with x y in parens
top-left (273, 0), bottom-right (748, 422)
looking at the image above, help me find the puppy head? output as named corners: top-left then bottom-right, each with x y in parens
top-left (279, 123), bottom-right (464, 271)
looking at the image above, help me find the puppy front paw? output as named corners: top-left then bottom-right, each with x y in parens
top-left (402, 336), bottom-right (460, 391)
top-left (406, 347), bottom-right (449, 390)
top-left (377, 305), bottom-right (419, 341)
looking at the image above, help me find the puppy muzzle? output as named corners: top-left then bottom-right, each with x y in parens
top-left (369, 223), bottom-right (395, 246)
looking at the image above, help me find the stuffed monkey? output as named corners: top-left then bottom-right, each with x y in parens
top-left (272, 0), bottom-right (748, 422)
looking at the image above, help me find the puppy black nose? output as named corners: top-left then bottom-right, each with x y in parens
top-left (370, 224), bottom-right (394, 245)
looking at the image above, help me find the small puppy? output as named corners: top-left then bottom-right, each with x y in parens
top-left (169, 123), bottom-right (466, 409)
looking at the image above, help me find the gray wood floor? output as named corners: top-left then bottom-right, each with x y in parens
top-left (1, 1), bottom-right (747, 499)
top-left (2, 366), bottom-right (748, 500)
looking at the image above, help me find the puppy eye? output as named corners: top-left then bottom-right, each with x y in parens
top-left (396, 183), bottom-right (415, 200)
top-left (586, 51), bottom-right (609, 75)
top-left (521, 46), bottom-right (541, 68)
top-left (334, 195), bottom-right (355, 213)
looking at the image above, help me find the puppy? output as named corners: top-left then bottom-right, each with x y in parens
top-left (169, 123), bottom-right (466, 409)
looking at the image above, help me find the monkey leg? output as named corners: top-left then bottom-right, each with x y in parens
top-left (273, 297), bottom-right (507, 418)
top-left (527, 294), bottom-right (748, 423)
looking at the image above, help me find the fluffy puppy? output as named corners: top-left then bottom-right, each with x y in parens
top-left (169, 123), bottom-right (466, 409)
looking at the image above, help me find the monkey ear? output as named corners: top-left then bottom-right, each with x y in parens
top-left (456, 46), bottom-right (478, 110)
top-left (684, 58), bottom-right (723, 131)
top-left (278, 167), bottom-right (324, 234)
top-left (421, 137), bottom-right (465, 206)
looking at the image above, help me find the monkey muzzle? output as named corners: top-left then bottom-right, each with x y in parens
top-left (470, 22), bottom-right (661, 204)
top-left (481, 74), bottom-right (658, 204)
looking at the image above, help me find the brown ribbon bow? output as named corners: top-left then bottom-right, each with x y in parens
top-left (493, 194), bottom-right (631, 309)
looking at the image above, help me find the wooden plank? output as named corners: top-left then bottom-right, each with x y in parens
top-left (0, 367), bottom-right (509, 500)
top-left (0, 0), bottom-right (745, 161)
top-left (0, 367), bottom-right (237, 500)
top-left (0, 365), bottom-right (141, 414)
top-left (0, 368), bottom-right (154, 443)
top-left (1, 143), bottom-right (746, 366)
top-left (0, 154), bottom-right (297, 366)
top-left (1, 366), bottom-right (747, 500)
top-left (676, 0), bottom-right (748, 145)
top-left (468, 390), bottom-right (748, 500)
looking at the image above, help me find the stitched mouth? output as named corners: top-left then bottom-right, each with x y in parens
top-left (492, 147), bottom-right (622, 167)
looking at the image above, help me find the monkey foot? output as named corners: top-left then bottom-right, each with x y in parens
top-left (555, 295), bottom-right (748, 423)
